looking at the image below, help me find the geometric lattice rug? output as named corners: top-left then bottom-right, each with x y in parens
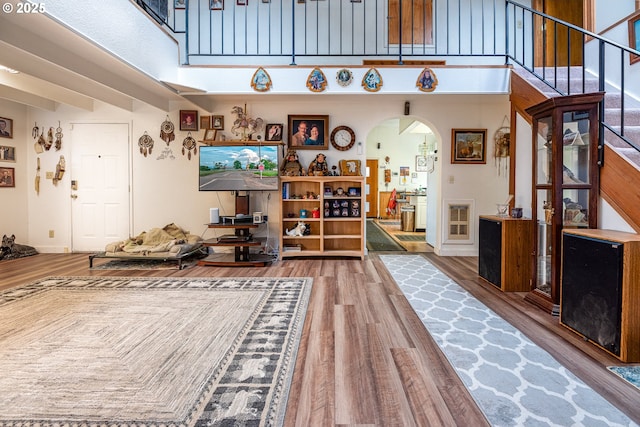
top-left (0, 276), bottom-right (312, 427)
top-left (380, 255), bottom-right (636, 427)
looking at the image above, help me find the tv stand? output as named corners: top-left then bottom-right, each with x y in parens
top-left (198, 223), bottom-right (273, 267)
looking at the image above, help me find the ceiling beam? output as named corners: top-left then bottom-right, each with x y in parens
top-left (0, 72), bottom-right (94, 111)
top-left (0, 84), bottom-right (58, 111)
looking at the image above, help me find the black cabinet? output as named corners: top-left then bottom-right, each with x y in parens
top-left (479, 216), bottom-right (532, 292)
top-left (561, 229), bottom-right (640, 362)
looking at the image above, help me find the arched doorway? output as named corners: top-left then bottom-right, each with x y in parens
top-left (365, 116), bottom-right (440, 252)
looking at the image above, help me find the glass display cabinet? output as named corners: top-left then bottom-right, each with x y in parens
top-left (524, 92), bottom-right (604, 315)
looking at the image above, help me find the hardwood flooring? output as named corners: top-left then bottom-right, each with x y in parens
top-left (1, 253), bottom-right (638, 426)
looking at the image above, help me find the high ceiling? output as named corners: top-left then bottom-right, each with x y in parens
top-left (0, 8), bottom-right (188, 112)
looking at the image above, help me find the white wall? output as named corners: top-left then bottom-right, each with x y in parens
top-left (20, 92), bottom-right (510, 256)
top-left (0, 99), bottom-right (28, 242)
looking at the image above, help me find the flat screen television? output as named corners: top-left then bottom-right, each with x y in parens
top-left (199, 143), bottom-right (280, 191)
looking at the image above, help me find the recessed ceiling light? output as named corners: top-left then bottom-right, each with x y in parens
top-left (0, 65), bottom-right (19, 74)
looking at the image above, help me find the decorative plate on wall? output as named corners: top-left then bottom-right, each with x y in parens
top-left (336, 68), bottom-right (353, 87)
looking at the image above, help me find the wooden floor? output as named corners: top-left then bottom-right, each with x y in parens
top-left (1, 253), bottom-right (639, 426)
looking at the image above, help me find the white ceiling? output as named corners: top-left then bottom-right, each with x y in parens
top-left (0, 9), bottom-right (188, 112)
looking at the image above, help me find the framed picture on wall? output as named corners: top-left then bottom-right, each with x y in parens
top-left (210, 0), bottom-right (224, 10)
top-left (0, 167), bottom-right (15, 187)
top-left (288, 115), bottom-right (329, 149)
top-left (180, 110), bottom-right (198, 131)
top-left (0, 145), bottom-right (15, 162)
top-left (451, 128), bottom-right (487, 164)
top-left (0, 117), bottom-right (13, 139)
top-left (211, 115), bottom-right (224, 130)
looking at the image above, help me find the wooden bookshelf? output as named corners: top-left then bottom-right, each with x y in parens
top-left (280, 176), bottom-right (364, 260)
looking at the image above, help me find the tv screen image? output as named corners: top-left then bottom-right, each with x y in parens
top-left (199, 144), bottom-right (279, 191)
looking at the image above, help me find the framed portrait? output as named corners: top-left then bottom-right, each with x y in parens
top-left (211, 115), bottom-right (224, 130)
top-left (210, 0), bottom-right (224, 10)
top-left (0, 167), bottom-right (15, 187)
top-left (180, 110), bottom-right (198, 131)
top-left (174, 0), bottom-right (186, 9)
top-left (200, 115), bottom-right (211, 130)
top-left (237, 0), bottom-right (247, 5)
top-left (202, 129), bottom-right (217, 144)
top-left (451, 129), bottom-right (487, 164)
top-left (0, 146), bottom-right (15, 162)
top-left (288, 114), bottom-right (329, 150)
top-left (0, 117), bottom-right (13, 139)
top-left (629, 13), bottom-right (640, 64)
top-left (265, 123), bottom-right (283, 141)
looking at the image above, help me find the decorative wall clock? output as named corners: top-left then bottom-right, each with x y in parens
top-left (330, 125), bottom-right (356, 151)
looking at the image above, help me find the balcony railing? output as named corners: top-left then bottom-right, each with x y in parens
top-left (137, 0), bottom-right (640, 159)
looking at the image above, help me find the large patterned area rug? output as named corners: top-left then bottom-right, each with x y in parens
top-left (0, 276), bottom-right (312, 427)
top-left (381, 255), bottom-right (636, 427)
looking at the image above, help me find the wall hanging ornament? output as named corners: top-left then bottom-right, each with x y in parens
top-left (34, 128), bottom-right (45, 154)
top-left (45, 127), bottom-right (54, 151)
top-left (182, 132), bottom-right (197, 160)
top-left (362, 67), bottom-right (383, 92)
top-left (336, 68), bottom-right (353, 87)
top-left (54, 121), bottom-right (63, 150)
top-left (251, 67), bottom-right (272, 92)
top-left (494, 116), bottom-right (511, 176)
top-left (138, 131), bottom-right (154, 157)
top-left (35, 157), bottom-right (40, 195)
top-left (160, 115), bottom-right (175, 144)
top-left (230, 104), bottom-right (264, 140)
top-left (307, 67), bottom-right (327, 93)
top-left (53, 155), bottom-right (65, 185)
top-left (416, 67), bottom-right (438, 92)
top-left (32, 122), bottom-right (39, 140)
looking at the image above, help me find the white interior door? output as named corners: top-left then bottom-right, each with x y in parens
top-left (71, 123), bottom-right (130, 252)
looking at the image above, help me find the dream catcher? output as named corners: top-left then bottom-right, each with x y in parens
top-left (54, 121), bottom-right (63, 151)
top-left (494, 116), bottom-right (511, 176)
top-left (160, 115), bottom-right (175, 145)
top-left (34, 126), bottom-right (44, 154)
top-left (138, 131), bottom-right (154, 157)
top-left (182, 132), bottom-right (197, 160)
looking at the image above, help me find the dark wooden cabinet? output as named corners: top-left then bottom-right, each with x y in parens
top-left (479, 215), bottom-right (532, 292)
top-left (525, 93), bottom-right (604, 314)
top-left (561, 229), bottom-right (640, 362)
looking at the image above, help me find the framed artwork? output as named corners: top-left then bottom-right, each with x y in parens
top-left (211, 115), bottom-right (224, 130)
top-left (288, 114), bottom-right (329, 150)
top-left (200, 115), bottom-right (211, 130)
top-left (451, 128), bottom-right (487, 164)
top-left (0, 145), bottom-right (15, 162)
top-left (180, 110), bottom-right (198, 131)
top-left (0, 167), bottom-right (15, 187)
top-left (210, 0), bottom-right (224, 10)
top-left (265, 123), bottom-right (283, 141)
top-left (174, 0), bottom-right (186, 9)
top-left (416, 155), bottom-right (428, 172)
top-left (0, 117), bottom-right (13, 139)
top-left (202, 129), bottom-right (217, 144)
top-left (629, 13), bottom-right (640, 64)
top-left (237, 0), bottom-right (247, 5)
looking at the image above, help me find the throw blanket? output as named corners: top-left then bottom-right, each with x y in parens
top-left (112, 223), bottom-right (201, 255)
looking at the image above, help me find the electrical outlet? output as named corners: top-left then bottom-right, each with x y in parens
top-left (48, 230), bottom-right (54, 238)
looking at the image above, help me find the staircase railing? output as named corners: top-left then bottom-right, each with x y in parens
top-left (505, 1), bottom-right (640, 163)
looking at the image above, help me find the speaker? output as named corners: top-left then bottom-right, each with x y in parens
top-left (478, 217), bottom-right (502, 288)
top-left (561, 233), bottom-right (623, 356)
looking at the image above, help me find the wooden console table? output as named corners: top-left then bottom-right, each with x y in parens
top-left (198, 223), bottom-right (273, 267)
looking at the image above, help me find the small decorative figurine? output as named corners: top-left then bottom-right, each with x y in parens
top-left (280, 149), bottom-right (306, 176)
top-left (286, 221), bottom-right (307, 236)
top-left (308, 153), bottom-right (329, 176)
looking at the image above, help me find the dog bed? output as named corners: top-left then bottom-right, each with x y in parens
top-left (89, 223), bottom-right (205, 269)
